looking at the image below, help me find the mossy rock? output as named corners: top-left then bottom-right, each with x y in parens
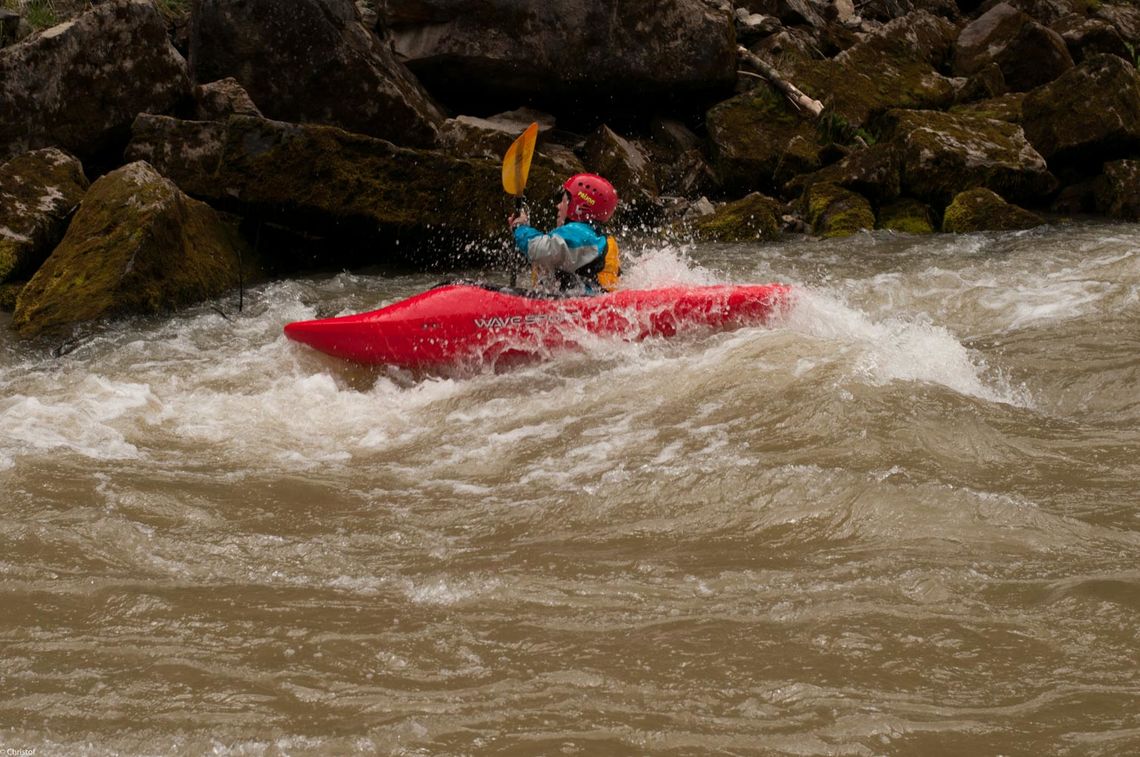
top-left (706, 83), bottom-right (820, 196)
top-left (1022, 54), bottom-right (1140, 170)
top-left (880, 108), bottom-right (1056, 207)
top-left (786, 11), bottom-right (959, 128)
top-left (12, 161), bottom-right (253, 338)
top-left (805, 182), bottom-right (875, 238)
top-left (690, 193), bottom-right (784, 242)
top-left (941, 188), bottom-right (1045, 233)
top-left (0, 148), bottom-right (89, 283)
top-left (128, 114), bottom-right (557, 267)
top-left (877, 198), bottom-right (936, 234)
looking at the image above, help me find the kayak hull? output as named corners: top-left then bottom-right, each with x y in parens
top-left (284, 282), bottom-right (791, 369)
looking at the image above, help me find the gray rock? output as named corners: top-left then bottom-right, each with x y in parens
top-left (190, 0), bottom-right (444, 147)
top-left (380, 0), bottom-right (736, 117)
top-left (1022, 54), bottom-right (1140, 171)
top-left (0, 148), bottom-right (89, 284)
top-left (0, 0), bottom-right (190, 163)
top-left (953, 2), bottom-right (1073, 92)
top-left (880, 108), bottom-right (1057, 207)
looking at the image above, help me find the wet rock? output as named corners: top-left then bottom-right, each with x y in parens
top-left (1053, 15), bottom-right (1131, 64)
top-left (1094, 2), bottom-right (1140, 48)
top-left (0, 148), bottom-right (89, 285)
top-left (877, 197), bottom-right (936, 234)
top-left (193, 78), bottom-right (262, 121)
top-left (581, 126), bottom-right (660, 220)
top-left (1021, 54), bottom-right (1140, 173)
top-left (880, 108), bottom-right (1056, 208)
top-left (785, 143), bottom-right (901, 205)
top-left (651, 118), bottom-right (703, 156)
top-left (706, 83), bottom-right (821, 196)
top-left (953, 3), bottom-right (1073, 92)
top-left (688, 192), bottom-right (784, 242)
top-left (786, 11), bottom-right (960, 128)
top-left (127, 114), bottom-right (561, 267)
top-left (804, 182), bottom-right (875, 238)
top-left (12, 162), bottom-right (250, 338)
top-left (941, 187), bottom-right (1044, 232)
top-left (379, 0), bottom-right (736, 121)
top-left (0, 0), bottom-right (190, 164)
top-left (190, 0), bottom-right (443, 148)
top-left (438, 109), bottom-right (557, 161)
top-left (1094, 159), bottom-right (1140, 221)
top-left (982, 0), bottom-right (1076, 26)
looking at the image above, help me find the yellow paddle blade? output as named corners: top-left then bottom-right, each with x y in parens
top-left (502, 122), bottom-right (539, 197)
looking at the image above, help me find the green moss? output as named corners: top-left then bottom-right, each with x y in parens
top-left (13, 162), bottom-right (251, 338)
top-left (21, 0), bottom-right (57, 29)
top-left (941, 188), bottom-right (1044, 233)
top-left (878, 198), bottom-right (935, 234)
top-left (805, 182), bottom-right (875, 238)
top-left (691, 193), bottom-right (783, 242)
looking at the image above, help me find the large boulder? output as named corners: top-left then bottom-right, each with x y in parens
top-left (190, 0), bottom-right (444, 148)
top-left (1094, 2), bottom-right (1140, 48)
top-left (126, 114), bottom-right (561, 266)
top-left (941, 187), bottom-right (1045, 232)
top-left (953, 3), bottom-right (1073, 92)
top-left (378, 0), bottom-right (737, 121)
top-left (706, 83), bottom-right (822, 196)
top-left (880, 108), bottom-right (1057, 208)
top-left (785, 11), bottom-right (959, 128)
top-left (0, 0), bottom-right (190, 164)
top-left (581, 126), bottom-right (660, 220)
top-left (12, 161), bottom-right (249, 338)
top-left (0, 148), bottom-right (89, 284)
top-left (1021, 54), bottom-right (1140, 173)
top-left (1053, 15), bottom-right (1131, 64)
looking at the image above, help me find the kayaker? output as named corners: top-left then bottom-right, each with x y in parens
top-left (509, 173), bottom-right (621, 294)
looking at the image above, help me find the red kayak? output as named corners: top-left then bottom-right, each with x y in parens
top-left (284, 281), bottom-right (791, 370)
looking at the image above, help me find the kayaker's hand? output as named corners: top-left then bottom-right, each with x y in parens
top-left (509, 209), bottom-right (529, 228)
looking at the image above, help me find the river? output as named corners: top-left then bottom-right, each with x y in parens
top-left (1, 223), bottom-right (1138, 755)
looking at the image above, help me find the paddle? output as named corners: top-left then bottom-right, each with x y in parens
top-left (502, 122), bottom-right (538, 286)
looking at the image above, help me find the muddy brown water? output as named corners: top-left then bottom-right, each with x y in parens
top-left (1, 225), bottom-right (1138, 755)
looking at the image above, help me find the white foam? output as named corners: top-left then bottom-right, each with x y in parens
top-left (786, 288), bottom-right (1032, 406)
top-left (0, 376), bottom-right (159, 460)
top-left (619, 242), bottom-right (724, 289)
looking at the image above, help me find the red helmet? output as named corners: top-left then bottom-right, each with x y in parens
top-left (562, 174), bottom-right (618, 223)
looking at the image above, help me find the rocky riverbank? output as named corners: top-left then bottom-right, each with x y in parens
top-left (2, 0), bottom-right (1139, 338)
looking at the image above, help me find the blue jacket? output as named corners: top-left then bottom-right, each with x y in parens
top-left (513, 221), bottom-right (607, 276)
